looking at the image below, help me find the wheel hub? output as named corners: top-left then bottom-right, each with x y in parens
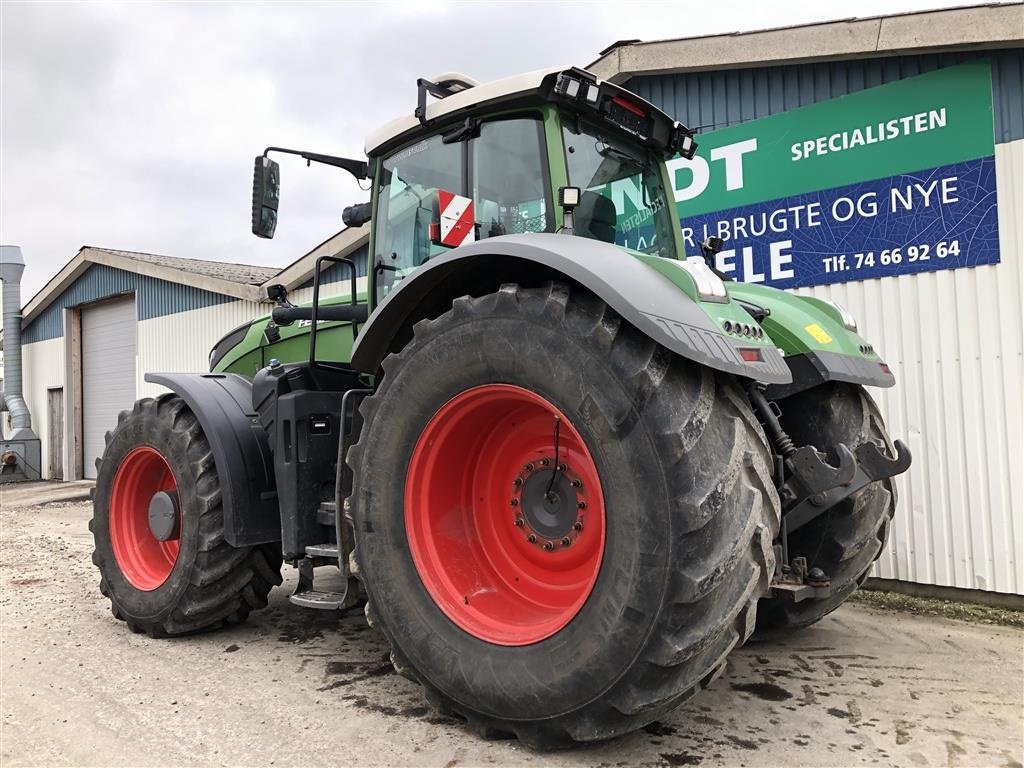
top-left (147, 490), bottom-right (181, 542)
top-left (513, 461), bottom-right (585, 549)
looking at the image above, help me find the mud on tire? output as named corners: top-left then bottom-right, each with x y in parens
top-left (347, 282), bottom-right (780, 748)
top-left (90, 394), bottom-right (282, 637)
top-left (755, 382), bottom-right (896, 634)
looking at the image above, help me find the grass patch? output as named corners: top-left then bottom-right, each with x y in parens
top-left (849, 589), bottom-right (1024, 629)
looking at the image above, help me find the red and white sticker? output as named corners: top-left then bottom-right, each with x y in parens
top-left (432, 190), bottom-right (475, 247)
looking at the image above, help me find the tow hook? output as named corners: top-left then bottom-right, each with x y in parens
top-left (771, 556), bottom-right (834, 603)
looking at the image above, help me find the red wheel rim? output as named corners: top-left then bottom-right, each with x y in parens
top-left (405, 384), bottom-right (606, 646)
top-left (109, 446), bottom-right (180, 591)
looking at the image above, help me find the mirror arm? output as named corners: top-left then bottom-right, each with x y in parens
top-left (263, 146), bottom-right (369, 181)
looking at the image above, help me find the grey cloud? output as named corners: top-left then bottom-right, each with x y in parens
top-left (1, 0), bottom-right (978, 303)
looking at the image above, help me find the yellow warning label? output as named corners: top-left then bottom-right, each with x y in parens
top-left (804, 323), bottom-right (833, 344)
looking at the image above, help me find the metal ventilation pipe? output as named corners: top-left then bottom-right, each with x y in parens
top-left (0, 245), bottom-right (32, 432)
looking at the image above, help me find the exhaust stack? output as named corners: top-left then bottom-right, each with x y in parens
top-left (1, 245), bottom-right (41, 482)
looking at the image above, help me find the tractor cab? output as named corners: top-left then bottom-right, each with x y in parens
top-left (252, 67), bottom-right (701, 310)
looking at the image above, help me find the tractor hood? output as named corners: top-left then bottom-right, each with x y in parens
top-left (727, 281), bottom-right (895, 398)
top-left (209, 293), bottom-right (364, 377)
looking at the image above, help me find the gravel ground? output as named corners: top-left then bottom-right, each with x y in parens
top-left (1, 481), bottom-right (1022, 768)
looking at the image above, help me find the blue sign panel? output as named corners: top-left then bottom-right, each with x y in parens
top-left (679, 157), bottom-right (999, 289)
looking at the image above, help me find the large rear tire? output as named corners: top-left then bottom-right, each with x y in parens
top-left (90, 394), bottom-right (282, 637)
top-left (755, 382), bottom-right (896, 634)
top-left (348, 283), bottom-right (779, 748)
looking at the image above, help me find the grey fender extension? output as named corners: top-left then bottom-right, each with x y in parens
top-left (145, 373), bottom-right (279, 547)
top-left (352, 233), bottom-right (791, 384)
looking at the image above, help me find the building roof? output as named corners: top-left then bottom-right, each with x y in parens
top-left (97, 249), bottom-right (279, 286)
top-left (588, 3), bottom-right (1024, 83)
top-left (20, 231), bottom-right (370, 330)
top-left (272, 225), bottom-right (370, 289)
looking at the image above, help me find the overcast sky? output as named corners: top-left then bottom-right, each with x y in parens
top-left (0, 0), bottom-right (994, 302)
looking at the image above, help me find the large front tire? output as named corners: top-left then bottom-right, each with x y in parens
top-left (755, 382), bottom-right (896, 634)
top-left (90, 394), bottom-right (282, 637)
top-left (348, 283), bottom-right (779, 748)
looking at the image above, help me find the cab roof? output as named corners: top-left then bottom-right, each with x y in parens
top-left (365, 65), bottom-right (693, 163)
top-left (365, 66), bottom-right (567, 156)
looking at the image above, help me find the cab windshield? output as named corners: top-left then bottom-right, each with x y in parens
top-left (562, 119), bottom-right (677, 258)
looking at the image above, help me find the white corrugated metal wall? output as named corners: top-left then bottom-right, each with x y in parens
top-left (135, 279), bottom-right (365, 400)
top-left (631, 49), bottom-right (1024, 596)
top-left (800, 138), bottom-right (1023, 595)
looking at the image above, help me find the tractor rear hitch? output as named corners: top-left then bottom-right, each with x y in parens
top-left (782, 438), bottom-right (912, 535)
top-left (748, 382), bottom-right (913, 592)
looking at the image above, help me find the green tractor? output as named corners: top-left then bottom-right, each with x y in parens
top-left (91, 67), bottom-right (910, 747)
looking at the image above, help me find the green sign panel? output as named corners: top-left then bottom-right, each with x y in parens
top-left (664, 59), bottom-right (1000, 288)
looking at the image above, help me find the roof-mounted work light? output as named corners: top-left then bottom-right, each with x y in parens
top-left (672, 125), bottom-right (698, 159)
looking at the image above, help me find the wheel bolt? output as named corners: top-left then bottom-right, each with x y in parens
top-left (543, 541), bottom-right (554, 551)
top-left (512, 477), bottom-right (522, 487)
top-left (557, 463), bottom-right (567, 472)
top-left (540, 458), bottom-right (550, 466)
top-left (514, 517), bottom-right (524, 527)
top-left (573, 521), bottom-right (583, 531)
top-left (510, 498), bottom-right (519, 506)
top-left (570, 479), bottom-right (582, 488)
top-left (577, 501), bottom-right (587, 510)
top-left (527, 534), bottom-right (537, 543)
top-left (561, 537), bottom-right (571, 547)
top-left (524, 463), bottom-right (534, 472)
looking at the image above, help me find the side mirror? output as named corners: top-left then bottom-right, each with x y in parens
top-left (252, 156), bottom-right (280, 239)
top-left (342, 201), bottom-right (372, 228)
top-left (700, 236), bottom-right (724, 258)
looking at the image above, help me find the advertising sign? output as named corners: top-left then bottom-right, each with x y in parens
top-left (663, 60), bottom-right (999, 289)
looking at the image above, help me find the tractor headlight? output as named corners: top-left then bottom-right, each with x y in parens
top-left (821, 299), bottom-right (858, 331)
top-left (671, 124), bottom-right (698, 159)
top-left (673, 257), bottom-right (728, 303)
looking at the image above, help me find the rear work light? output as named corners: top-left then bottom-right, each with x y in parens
top-left (555, 72), bottom-right (592, 100)
top-left (671, 124), bottom-right (698, 159)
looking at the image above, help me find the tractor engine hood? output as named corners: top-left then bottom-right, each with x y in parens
top-left (727, 281), bottom-right (895, 398)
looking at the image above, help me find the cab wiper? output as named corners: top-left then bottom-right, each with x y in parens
top-left (596, 142), bottom-right (642, 167)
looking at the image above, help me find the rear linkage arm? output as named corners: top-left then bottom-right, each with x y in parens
top-left (746, 384), bottom-right (912, 603)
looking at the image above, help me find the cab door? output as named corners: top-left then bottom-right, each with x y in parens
top-left (371, 115), bottom-right (553, 306)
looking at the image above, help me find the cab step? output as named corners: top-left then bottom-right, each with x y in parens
top-left (305, 543), bottom-right (339, 559)
top-left (289, 544), bottom-right (346, 610)
top-left (316, 501), bottom-right (336, 527)
top-left (289, 588), bottom-right (350, 610)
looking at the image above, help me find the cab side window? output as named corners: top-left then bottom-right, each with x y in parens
top-left (374, 116), bottom-right (549, 302)
top-left (374, 135), bottom-right (463, 298)
top-left (472, 118), bottom-right (550, 238)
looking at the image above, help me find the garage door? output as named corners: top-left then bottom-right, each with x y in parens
top-left (82, 296), bottom-right (137, 480)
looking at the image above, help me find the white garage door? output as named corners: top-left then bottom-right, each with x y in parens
top-left (82, 296), bottom-right (137, 480)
